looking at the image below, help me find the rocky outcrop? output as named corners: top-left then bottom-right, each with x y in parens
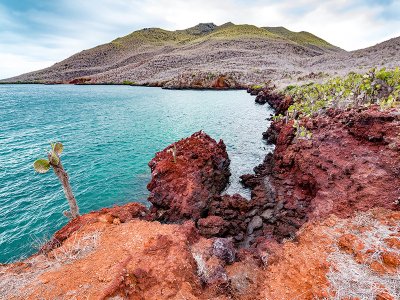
top-left (242, 105), bottom-right (400, 242)
top-left (147, 131), bottom-right (231, 222)
top-left (146, 131), bottom-right (263, 246)
top-left (146, 131), bottom-right (287, 247)
top-left (69, 77), bottom-right (92, 84)
top-left (247, 83), bottom-right (292, 115)
top-left (162, 73), bottom-right (245, 90)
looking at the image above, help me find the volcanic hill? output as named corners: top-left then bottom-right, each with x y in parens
top-left (3, 22), bottom-right (390, 87)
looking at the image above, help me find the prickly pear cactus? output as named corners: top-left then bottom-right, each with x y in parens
top-left (49, 151), bottom-right (60, 165)
top-left (33, 159), bottom-right (50, 173)
top-left (52, 142), bottom-right (63, 155)
top-left (33, 141), bottom-right (80, 219)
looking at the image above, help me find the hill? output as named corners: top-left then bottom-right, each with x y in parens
top-left (2, 22), bottom-right (399, 87)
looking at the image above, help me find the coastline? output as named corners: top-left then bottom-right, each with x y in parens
top-left (0, 82), bottom-right (248, 90)
top-left (1, 81), bottom-right (399, 299)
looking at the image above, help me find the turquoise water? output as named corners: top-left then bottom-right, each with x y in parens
top-left (0, 84), bottom-right (273, 263)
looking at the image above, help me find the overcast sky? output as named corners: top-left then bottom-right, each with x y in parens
top-left (1, 0), bottom-right (399, 79)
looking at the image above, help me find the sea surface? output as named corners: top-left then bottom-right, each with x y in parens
top-left (0, 84), bottom-right (273, 262)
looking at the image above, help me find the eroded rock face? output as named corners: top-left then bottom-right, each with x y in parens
top-left (147, 131), bottom-right (231, 222)
top-left (163, 73), bottom-right (245, 90)
top-left (247, 84), bottom-right (292, 115)
top-left (242, 106), bottom-right (400, 241)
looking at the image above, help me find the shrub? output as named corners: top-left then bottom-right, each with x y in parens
top-left (121, 80), bottom-right (136, 85)
top-left (285, 68), bottom-right (400, 119)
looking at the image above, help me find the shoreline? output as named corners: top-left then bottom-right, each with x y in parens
top-left (0, 87), bottom-right (266, 264)
top-left (1, 79), bottom-right (399, 299)
top-left (0, 81), bottom-right (248, 90)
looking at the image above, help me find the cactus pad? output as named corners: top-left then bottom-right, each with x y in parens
top-left (33, 159), bottom-right (50, 173)
top-left (53, 142), bottom-right (64, 155)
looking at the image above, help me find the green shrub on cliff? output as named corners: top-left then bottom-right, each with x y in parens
top-left (284, 68), bottom-right (400, 119)
top-left (293, 120), bottom-right (312, 140)
top-left (251, 84), bottom-right (264, 90)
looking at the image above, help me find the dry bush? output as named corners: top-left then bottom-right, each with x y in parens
top-left (326, 212), bottom-right (400, 300)
top-left (0, 230), bottom-right (101, 299)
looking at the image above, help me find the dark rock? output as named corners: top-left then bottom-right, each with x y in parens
top-left (247, 216), bottom-right (263, 234)
top-left (212, 238), bottom-right (236, 264)
top-left (260, 209), bottom-right (274, 221)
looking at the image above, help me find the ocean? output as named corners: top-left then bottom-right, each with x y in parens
top-left (0, 84), bottom-right (273, 262)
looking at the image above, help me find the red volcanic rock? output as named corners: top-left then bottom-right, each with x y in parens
top-left (41, 202), bottom-right (148, 253)
top-left (69, 77), bottom-right (91, 84)
top-left (211, 75), bottom-right (229, 88)
top-left (381, 251), bottom-right (400, 269)
top-left (242, 106), bottom-right (400, 241)
top-left (211, 75), bottom-right (242, 89)
top-left (248, 83), bottom-right (291, 115)
top-left (338, 234), bottom-right (365, 255)
top-left (385, 237), bottom-right (400, 249)
top-left (163, 73), bottom-right (244, 90)
top-left (376, 292), bottom-right (396, 300)
top-left (147, 131), bottom-right (231, 222)
top-left (206, 194), bottom-right (250, 240)
top-left (197, 216), bottom-right (228, 237)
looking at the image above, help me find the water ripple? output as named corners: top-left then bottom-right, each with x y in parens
top-left (0, 85), bottom-right (273, 262)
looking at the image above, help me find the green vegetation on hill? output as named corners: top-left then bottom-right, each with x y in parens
top-left (198, 23), bottom-right (280, 41)
top-left (110, 23), bottom-right (340, 50)
top-left (178, 23), bottom-right (217, 35)
top-left (112, 28), bottom-right (195, 46)
top-left (281, 68), bottom-right (400, 120)
top-left (264, 26), bottom-right (340, 50)
top-left (3, 22), bottom-right (352, 84)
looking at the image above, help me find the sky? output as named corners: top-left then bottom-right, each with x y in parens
top-left (0, 0), bottom-right (399, 79)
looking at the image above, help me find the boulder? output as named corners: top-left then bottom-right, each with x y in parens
top-left (147, 131), bottom-right (231, 222)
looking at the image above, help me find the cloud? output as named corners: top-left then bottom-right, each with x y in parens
top-left (0, 0), bottom-right (399, 79)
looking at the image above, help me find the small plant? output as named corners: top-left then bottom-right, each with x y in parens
top-left (206, 72), bottom-right (215, 80)
top-left (167, 144), bottom-right (177, 163)
top-left (33, 142), bottom-right (80, 219)
top-left (251, 84), bottom-right (264, 90)
top-left (121, 80), bottom-right (136, 85)
top-left (293, 120), bottom-right (313, 140)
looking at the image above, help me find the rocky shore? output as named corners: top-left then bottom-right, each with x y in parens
top-left (1, 86), bottom-right (399, 299)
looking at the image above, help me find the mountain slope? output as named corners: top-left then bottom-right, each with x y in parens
top-left (263, 26), bottom-right (341, 52)
top-left (2, 22), bottom-right (399, 87)
top-left (306, 36), bottom-right (400, 79)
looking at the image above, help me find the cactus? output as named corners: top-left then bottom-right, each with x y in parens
top-left (33, 159), bottom-right (50, 173)
top-left (33, 142), bottom-right (80, 219)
